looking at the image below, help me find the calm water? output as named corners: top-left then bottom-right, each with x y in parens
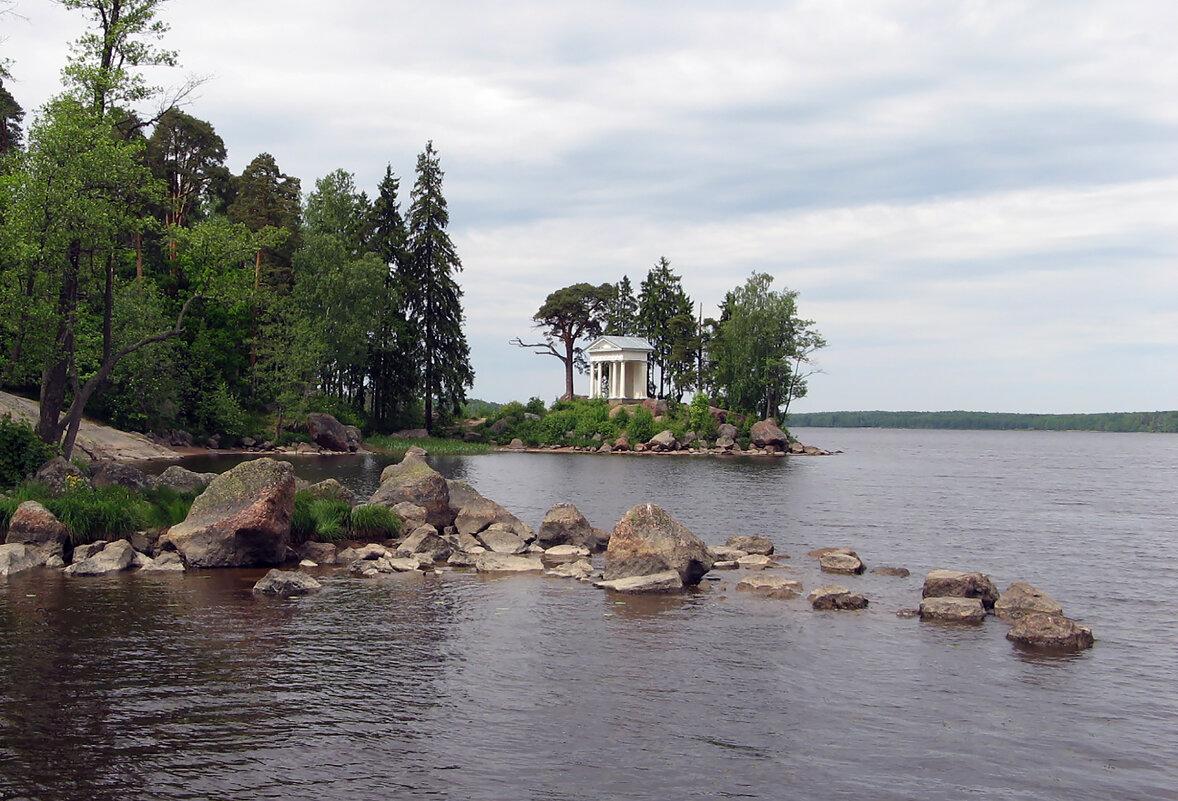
top-left (2, 428), bottom-right (1176, 800)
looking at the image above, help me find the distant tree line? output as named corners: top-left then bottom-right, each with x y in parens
top-left (514, 262), bottom-right (825, 421)
top-left (789, 410), bottom-right (1178, 433)
top-left (0, 0), bottom-right (473, 456)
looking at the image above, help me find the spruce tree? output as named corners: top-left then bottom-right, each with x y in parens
top-left (405, 142), bottom-right (473, 433)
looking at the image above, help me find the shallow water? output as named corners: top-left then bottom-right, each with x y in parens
top-left (2, 428), bottom-right (1176, 800)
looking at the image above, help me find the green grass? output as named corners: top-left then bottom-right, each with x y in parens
top-left (291, 491), bottom-right (401, 544)
top-left (0, 482), bottom-right (199, 545)
top-left (366, 435), bottom-right (493, 455)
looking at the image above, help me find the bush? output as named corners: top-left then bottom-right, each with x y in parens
top-left (0, 415), bottom-right (58, 490)
top-left (627, 406), bottom-right (656, 443)
top-left (525, 396), bottom-right (546, 416)
top-left (689, 393), bottom-right (717, 438)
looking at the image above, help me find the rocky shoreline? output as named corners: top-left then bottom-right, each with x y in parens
top-left (0, 446), bottom-right (1094, 654)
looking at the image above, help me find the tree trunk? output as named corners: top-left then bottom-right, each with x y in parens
top-left (37, 240), bottom-right (81, 447)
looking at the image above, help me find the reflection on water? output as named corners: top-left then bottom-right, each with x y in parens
top-left (4, 430), bottom-right (1177, 800)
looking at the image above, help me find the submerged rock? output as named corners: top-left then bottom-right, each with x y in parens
top-left (736, 574), bottom-right (803, 599)
top-left (474, 553), bottom-right (544, 572)
top-left (253, 569), bottom-right (322, 597)
top-left (595, 570), bottom-right (684, 594)
top-left (604, 504), bottom-right (713, 586)
top-left (139, 551), bottom-right (186, 572)
top-left (163, 458), bottom-right (295, 568)
top-left (547, 559), bottom-right (598, 580)
top-left (919, 596), bottom-right (987, 623)
top-left (871, 566), bottom-right (911, 578)
top-left (922, 570), bottom-right (1000, 609)
top-left (818, 547), bottom-right (865, 575)
top-left (725, 535), bottom-right (775, 555)
top-left (808, 584), bottom-right (869, 611)
top-left (1006, 612), bottom-right (1094, 651)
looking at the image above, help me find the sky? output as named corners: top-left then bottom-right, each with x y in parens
top-left (3, 0), bottom-right (1176, 414)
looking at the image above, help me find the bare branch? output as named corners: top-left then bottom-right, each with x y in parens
top-left (510, 337), bottom-right (562, 360)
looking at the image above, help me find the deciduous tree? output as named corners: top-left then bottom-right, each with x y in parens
top-left (511, 282), bottom-right (613, 400)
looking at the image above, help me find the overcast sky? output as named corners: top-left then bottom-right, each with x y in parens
top-left (4, 0), bottom-right (1176, 413)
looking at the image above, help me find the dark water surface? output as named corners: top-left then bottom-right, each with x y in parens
top-left (2, 429), bottom-right (1176, 800)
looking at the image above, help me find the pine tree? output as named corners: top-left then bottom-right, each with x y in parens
top-left (602, 275), bottom-right (639, 335)
top-left (405, 142), bottom-right (473, 434)
top-left (368, 165), bottom-right (417, 429)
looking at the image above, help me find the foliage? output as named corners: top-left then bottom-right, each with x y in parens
top-left (0, 415), bottom-right (58, 489)
top-left (601, 275), bottom-right (639, 335)
top-left (404, 141), bottom-right (473, 434)
top-left (365, 435), bottom-right (493, 455)
top-left (711, 272), bottom-right (824, 420)
top-left (626, 406), bottom-right (656, 444)
top-left (347, 504), bottom-right (401, 540)
top-left (688, 392), bottom-right (717, 438)
top-left (789, 410), bottom-right (1178, 433)
top-left (291, 491), bottom-right (402, 544)
top-left (638, 257), bottom-right (695, 399)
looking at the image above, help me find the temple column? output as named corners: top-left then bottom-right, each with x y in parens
top-left (620, 361), bottom-right (628, 400)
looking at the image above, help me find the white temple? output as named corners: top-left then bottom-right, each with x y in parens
top-left (585, 336), bottom-right (653, 401)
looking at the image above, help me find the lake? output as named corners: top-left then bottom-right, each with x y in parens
top-left (1, 428), bottom-right (1175, 800)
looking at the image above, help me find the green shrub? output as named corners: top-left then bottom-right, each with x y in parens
top-left (688, 393), bottom-right (717, 438)
top-left (540, 409), bottom-right (578, 442)
top-left (140, 486), bottom-right (197, 529)
top-left (0, 415), bottom-right (58, 490)
top-left (627, 406), bottom-right (655, 443)
top-left (611, 407), bottom-right (630, 429)
top-left (348, 504), bottom-right (401, 540)
top-left (195, 381), bottom-right (247, 437)
top-left (524, 396), bottom-right (547, 416)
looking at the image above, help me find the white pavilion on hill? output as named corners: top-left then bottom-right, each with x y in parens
top-left (585, 336), bottom-right (653, 401)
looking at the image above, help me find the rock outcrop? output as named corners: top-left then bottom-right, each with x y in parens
top-left (89, 460), bottom-right (154, 491)
top-left (163, 458), bottom-right (295, 568)
top-left (603, 504), bottom-right (713, 587)
top-left (154, 465), bottom-right (217, 495)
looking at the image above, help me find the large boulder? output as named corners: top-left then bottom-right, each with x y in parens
top-left (1006, 613), bottom-right (1094, 651)
top-left (163, 458), bottom-right (295, 568)
top-left (994, 582), bottom-right (1064, 621)
top-left (477, 524), bottom-right (530, 555)
top-left (89, 460), bottom-right (154, 491)
top-left (537, 503), bottom-right (606, 552)
top-left (306, 413), bottom-right (352, 452)
top-left (64, 539), bottom-right (136, 576)
top-left (750, 419), bottom-right (790, 450)
top-left (4, 500), bottom-right (69, 564)
top-left (154, 465), bottom-right (217, 495)
top-left (922, 570), bottom-right (1000, 609)
top-left (716, 423), bottom-right (738, 441)
top-left (370, 455), bottom-right (452, 529)
top-left (253, 568), bottom-right (322, 597)
top-left (919, 596), bottom-right (987, 623)
top-left (603, 504), bottom-right (713, 586)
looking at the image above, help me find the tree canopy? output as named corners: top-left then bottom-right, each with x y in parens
top-left (512, 282), bottom-right (613, 400)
